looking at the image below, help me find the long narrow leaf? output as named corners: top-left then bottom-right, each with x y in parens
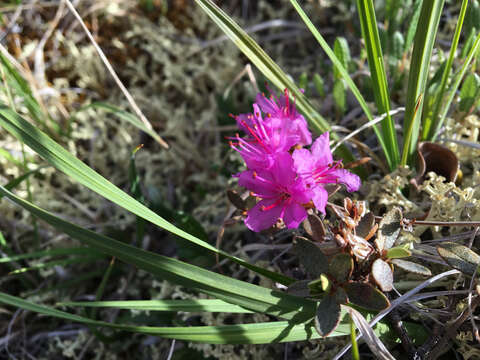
top-left (59, 299), bottom-right (254, 313)
top-left (0, 292), bottom-right (349, 344)
top-left (436, 32), bottom-right (480, 138)
top-left (0, 247), bottom-right (95, 263)
top-left (401, 0), bottom-right (445, 165)
top-left (0, 185), bottom-right (315, 321)
top-left (424, 0), bottom-right (469, 140)
top-left (0, 104), bottom-right (292, 286)
top-left (356, 0), bottom-right (399, 170)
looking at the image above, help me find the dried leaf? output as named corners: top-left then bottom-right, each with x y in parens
top-left (356, 212), bottom-right (375, 238)
top-left (437, 242), bottom-right (480, 276)
top-left (345, 282), bottom-right (390, 311)
top-left (293, 237), bottom-right (329, 277)
top-left (375, 208), bottom-right (402, 251)
top-left (415, 142), bottom-right (459, 184)
top-left (371, 259), bottom-right (393, 292)
top-left (315, 295), bottom-right (342, 337)
top-left (329, 253), bottom-right (353, 283)
top-left (391, 259), bottom-right (431, 276)
top-left (303, 213), bottom-right (326, 242)
top-left (345, 306), bottom-right (396, 360)
top-left (386, 246), bottom-right (412, 259)
top-left (286, 280), bottom-right (310, 297)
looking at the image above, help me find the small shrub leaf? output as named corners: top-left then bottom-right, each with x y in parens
top-left (391, 259), bottom-right (431, 276)
top-left (314, 295), bottom-right (342, 337)
top-left (437, 242), bottom-right (480, 276)
top-left (293, 237), bottom-right (329, 277)
top-left (356, 212), bottom-right (375, 239)
top-left (386, 246), bottom-right (412, 259)
top-left (286, 280), bottom-right (311, 297)
top-left (345, 282), bottom-right (390, 311)
top-left (375, 207), bottom-right (402, 251)
top-left (371, 259), bottom-right (394, 292)
top-left (329, 253), bottom-right (353, 283)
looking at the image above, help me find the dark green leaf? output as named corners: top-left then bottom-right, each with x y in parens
top-left (375, 207), bottom-right (402, 251)
top-left (391, 259), bottom-right (431, 276)
top-left (329, 253), bottom-right (353, 283)
top-left (437, 242), bottom-right (480, 276)
top-left (356, 212), bottom-right (375, 239)
top-left (345, 282), bottom-right (390, 311)
top-left (286, 280), bottom-right (311, 298)
top-left (293, 237), bottom-right (329, 278)
top-left (315, 295), bottom-right (342, 337)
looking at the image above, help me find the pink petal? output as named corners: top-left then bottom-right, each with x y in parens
top-left (292, 148), bottom-right (314, 176)
top-left (270, 153), bottom-right (296, 187)
top-left (283, 202), bottom-right (308, 229)
top-left (238, 170), bottom-right (277, 197)
top-left (292, 116), bottom-right (312, 146)
top-left (311, 132), bottom-right (333, 167)
top-left (312, 186), bottom-right (329, 214)
top-left (245, 198), bottom-right (283, 232)
top-left (330, 169), bottom-right (361, 192)
top-left (289, 179), bottom-right (312, 204)
top-left (255, 93), bottom-right (278, 115)
top-left (242, 151), bottom-right (274, 171)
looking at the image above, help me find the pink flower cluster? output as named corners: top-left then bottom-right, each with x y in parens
top-left (230, 89), bottom-right (361, 232)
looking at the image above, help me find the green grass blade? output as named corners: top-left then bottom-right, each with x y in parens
top-left (0, 54), bottom-right (61, 136)
top-left (401, 0), bottom-right (445, 166)
top-left (0, 185), bottom-right (314, 321)
top-left (435, 32), bottom-right (480, 139)
top-left (59, 299), bottom-right (254, 313)
top-left (0, 247), bottom-right (98, 263)
top-left (423, 0), bottom-right (469, 141)
top-left (0, 292), bottom-right (350, 344)
top-left (288, 0), bottom-right (391, 167)
top-left (194, 0), bottom-right (356, 164)
top-left (356, 0), bottom-right (399, 170)
top-left (0, 104), bottom-right (292, 286)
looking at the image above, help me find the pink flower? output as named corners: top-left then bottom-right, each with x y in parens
top-left (237, 153), bottom-right (311, 232)
top-left (293, 132), bottom-right (361, 214)
top-left (255, 88), bottom-right (312, 146)
top-left (229, 103), bottom-right (298, 170)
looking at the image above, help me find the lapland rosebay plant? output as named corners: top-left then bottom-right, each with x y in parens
top-left (231, 89), bottom-right (360, 232)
